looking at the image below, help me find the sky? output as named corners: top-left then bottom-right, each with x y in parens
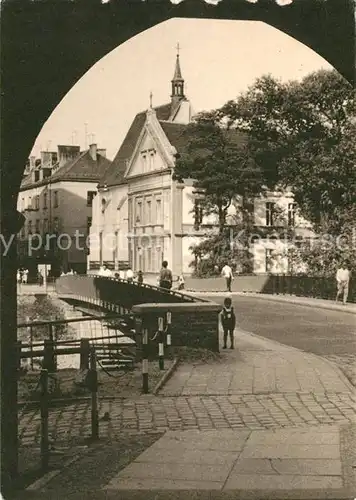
top-left (31, 18), bottom-right (333, 161)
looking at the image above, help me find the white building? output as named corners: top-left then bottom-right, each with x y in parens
top-left (89, 52), bottom-right (313, 277)
top-left (18, 144), bottom-right (111, 276)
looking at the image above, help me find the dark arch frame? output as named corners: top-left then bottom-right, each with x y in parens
top-left (0, 0), bottom-right (354, 492)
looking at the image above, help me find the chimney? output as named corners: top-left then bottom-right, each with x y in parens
top-left (57, 145), bottom-right (80, 167)
top-left (89, 144), bottom-right (97, 161)
top-left (97, 148), bottom-right (106, 158)
top-left (29, 156), bottom-right (36, 171)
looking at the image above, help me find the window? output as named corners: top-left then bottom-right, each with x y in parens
top-left (34, 195), bottom-right (39, 210)
top-left (43, 219), bottom-right (48, 233)
top-left (87, 217), bottom-right (92, 234)
top-left (146, 200), bottom-right (152, 224)
top-left (43, 192), bottom-right (48, 209)
top-left (142, 154), bottom-right (147, 173)
top-left (35, 219), bottom-right (40, 233)
top-left (288, 203), bottom-right (296, 227)
top-left (265, 202), bottom-right (275, 227)
top-left (53, 217), bottom-right (59, 232)
top-left (28, 220), bottom-right (32, 235)
top-left (156, 199), bottom-right (162, 224)
top-left (194, 200), bottom-right (203, 230)
top-left (113, 230), bottom-right (119, 263)
top-left (128, 198), bottom-right (133, 231)
top-left (21, 197), bottom-right (25, 211)
top-left (147, 247), bottom-right (152, 271)
top-left (265, 249), bottom-right (273, 272)
top-left (53, 190), bottom-right (59, 208)
top-left (87, 191), bottom-right (96, 207)
top-left (149, 151), bottom-right (155, 171)
top-left (28, 196), bottom-right (32, 209)
top-left (136, 200), bottom-right (142, 225)
top-left (99, 232), bottom-right (103, 265)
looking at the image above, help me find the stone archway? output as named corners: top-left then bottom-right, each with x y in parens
top-left (1, 0), bottom-right (354, 492)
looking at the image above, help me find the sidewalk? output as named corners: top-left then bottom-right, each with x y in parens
top-left (160, 328), bottom-right (355, 396)
top-left (187, 290), bottom-right (356, 314)
top-left (19, 328), bottom-right (356, 498)
top-left (98, 331), bottom-right (356, 497)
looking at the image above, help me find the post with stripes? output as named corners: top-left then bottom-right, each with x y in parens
top-left (158, 316), bottom-right (164, 370)
top-left (142, 327), bottom-right (149, 394)
top-left (166, 311), bottom-right (172, 356)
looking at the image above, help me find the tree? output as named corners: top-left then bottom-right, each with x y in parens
top-left (173, 111), bottom-right (269, 234)
top-left (220, 70), bottom-right (356, 236)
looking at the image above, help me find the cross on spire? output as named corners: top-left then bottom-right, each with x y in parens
top-left (149, 91), bottom-right (153, 108)
top-left (176, 42), bottom-right (180, 56)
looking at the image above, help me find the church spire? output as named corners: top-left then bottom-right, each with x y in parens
top-left (171, 43), bottom-right (185, 105)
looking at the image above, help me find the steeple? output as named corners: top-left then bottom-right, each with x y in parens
top-left (171, 43), bottom-right (185, 106)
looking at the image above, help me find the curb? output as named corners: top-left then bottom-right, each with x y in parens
top-left (153, 358), bottom-right (180, 395)
top-left (18, 393), bottom-right (156, 411)
top-left (186, 291), bottom-right (356, 315)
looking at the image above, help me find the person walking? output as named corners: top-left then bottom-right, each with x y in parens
top-left (159, 261), bottom-right (173, 290)
top-left (137, 270), bottom-right (144, 285)
top-left (220, 296), bottom-right (236, 349)
top-left (178, 274), bottom-right (185, 290)
top-left (221, 263), bottom-right (233, 292)
top-left (126, 267), bottom-right (134, 283)
top-left (335, 262), bottom-right (351, 305)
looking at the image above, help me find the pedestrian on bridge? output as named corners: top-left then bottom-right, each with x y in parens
top-left (159, 261), bottom-right (173, 290)
top-left (221, 263), bottom-right (233, 292)
top-left (335, 262), bottom-right (351, 305)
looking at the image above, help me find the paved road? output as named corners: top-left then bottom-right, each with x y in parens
top-left (202, 295), bottom-right (356, 358)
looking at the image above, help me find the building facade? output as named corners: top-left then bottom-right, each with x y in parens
top-left (17, 144), bottom-right (111, 277)
top-left (89, 52), bottom-right (312, 277)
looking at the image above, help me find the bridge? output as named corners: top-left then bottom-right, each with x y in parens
top-left (56, 275), bottom-right (221, 353)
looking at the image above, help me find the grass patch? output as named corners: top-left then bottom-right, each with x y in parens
top-left (18, 359), bottom-right (174, 401)
top-left (169, 346), bottom-right (223, 365)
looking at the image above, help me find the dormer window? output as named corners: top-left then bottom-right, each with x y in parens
top-left (101, 198), bottom-right (107, 213)
top-left (141, 153), bottom-right (147, 173)
top-left (149, 149), bottom-right (156, 171)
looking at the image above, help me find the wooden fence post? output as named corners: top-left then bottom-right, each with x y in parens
top-left (43, 339), bottom-right (55, 372)
top-left (16, 340), bottom-right (22, 371)
top-left (80, 339), bottom-right (90, 370)
top-left (40, 369), bottom-right (49, 471)
top-left (90, 347), bottom-right (99, 440)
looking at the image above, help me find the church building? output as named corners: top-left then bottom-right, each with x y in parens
top-left (88, 50), bottom-right (203, 276)
top-left (88, 50), bottom-right (312, 277)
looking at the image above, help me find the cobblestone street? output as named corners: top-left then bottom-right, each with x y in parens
top-left (19, 391), bottom-right (356, 447)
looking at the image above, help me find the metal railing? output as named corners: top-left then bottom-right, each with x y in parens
top-left (17, 313), bottom-right (137, 372)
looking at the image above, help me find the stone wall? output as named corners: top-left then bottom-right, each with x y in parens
top-left (132, 302), bottom-right (221, 357)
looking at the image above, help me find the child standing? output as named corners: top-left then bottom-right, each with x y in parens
top-left (220, 297), bottom-right (236, 349)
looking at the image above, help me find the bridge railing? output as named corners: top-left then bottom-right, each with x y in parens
top-left (55, 274), bottom-right (209, 311)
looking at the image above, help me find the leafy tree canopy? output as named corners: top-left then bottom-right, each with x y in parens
top-left (173, 111), bottom-right (272, 232)
top-left (219, 69), bottom-right (356, 235)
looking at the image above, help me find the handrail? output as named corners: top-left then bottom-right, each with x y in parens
top-left (17, 312), bottom-right (127, 329)
top-left (61, 274), bottom-right (207, 303)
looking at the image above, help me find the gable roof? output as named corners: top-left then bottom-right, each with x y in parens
top-left (99, 103), bottom-right (178, 188)
top-left (159, 121), bottom-right (188, 151)
top-left (20, 151), bottom-right (111, 191)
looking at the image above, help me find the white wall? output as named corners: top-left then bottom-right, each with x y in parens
top-left (89, 183), bottom-right (128, 269)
